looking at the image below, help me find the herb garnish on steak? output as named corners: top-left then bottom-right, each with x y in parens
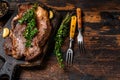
top-left (18, 4), bottom-right (38, 47)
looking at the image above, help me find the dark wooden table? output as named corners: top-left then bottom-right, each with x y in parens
top-left (1, 0), bottom-right (120, 80)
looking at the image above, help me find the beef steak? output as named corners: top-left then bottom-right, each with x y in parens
top-left (5, 4), bottom-right (52, 61)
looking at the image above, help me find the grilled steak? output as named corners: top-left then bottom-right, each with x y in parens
top-left (4, 4), bottom-right (52, 60)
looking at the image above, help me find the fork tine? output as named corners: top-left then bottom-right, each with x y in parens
top-left (78, 42), bottom-right (85, 54)
top-left (81, 44), bottom-right (83, 54)
top-left (66, 50), bottom-right (70, 65)
top-left (68, 53), bottom-right (71, 65)
top-left (70, 52), bottom-right (73, 64)
top-left (66, 52), bottom-right (69, 63)
top-left (78, 42), bottom-right (82, 54)
top-left (80, 42), bottom-right (83, 54)
top-left (67, 54), bottom-right (71, 66)
top-left (81, 42), bottom-right (85, 54)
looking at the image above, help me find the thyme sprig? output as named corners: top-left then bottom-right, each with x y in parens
top-left (54, 13), bottom-right (72, 68)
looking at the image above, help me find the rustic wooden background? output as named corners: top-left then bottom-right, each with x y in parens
top-left (0, 0), bottom-right (120, 80)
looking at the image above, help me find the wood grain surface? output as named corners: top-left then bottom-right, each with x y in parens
top-left (0, 0), bottom-right (120, 80)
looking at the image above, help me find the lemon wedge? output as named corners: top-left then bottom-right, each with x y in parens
top-left (49, 10), bottom-right (54, 19)
top-left (3, 28), bottom-right (9, 38)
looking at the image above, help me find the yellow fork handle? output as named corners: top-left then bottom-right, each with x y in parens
top-left (70, 16), bottom-right (77, 39)
top-left (76, 8), bottom-right (82, 29)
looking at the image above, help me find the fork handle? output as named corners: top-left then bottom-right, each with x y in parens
top-left (76, 8), bottom-right (82, 29)
top-left (70, 16), bottom-right (77, 39)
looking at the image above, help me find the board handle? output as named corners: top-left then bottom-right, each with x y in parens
top-left (0, 60), bottom-right (17, 80)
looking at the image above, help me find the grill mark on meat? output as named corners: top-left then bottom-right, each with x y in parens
top-left (5, 4), bottom-right (52, 61)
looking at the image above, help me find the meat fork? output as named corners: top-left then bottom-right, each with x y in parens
top-left (76, 8), bottom-right (85, 53)
top-left (66, 16), bottom-right (77, 65)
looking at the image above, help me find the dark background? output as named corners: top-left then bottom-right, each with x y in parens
top-left (0, 0), bottom-right (120, 80)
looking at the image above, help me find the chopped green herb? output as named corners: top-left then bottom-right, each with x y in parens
top-left (18, 4), bottom-right (38, 47)
top-left (25, 40), bottom-right (31, 47)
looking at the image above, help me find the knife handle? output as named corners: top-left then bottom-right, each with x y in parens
top-left (76, 8), bottom-right (82, 29)
top-left (70, 16), bottom-right (77, 39)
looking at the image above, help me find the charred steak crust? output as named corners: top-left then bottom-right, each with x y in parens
top-left (5, 4), bottom-right (52, 61)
